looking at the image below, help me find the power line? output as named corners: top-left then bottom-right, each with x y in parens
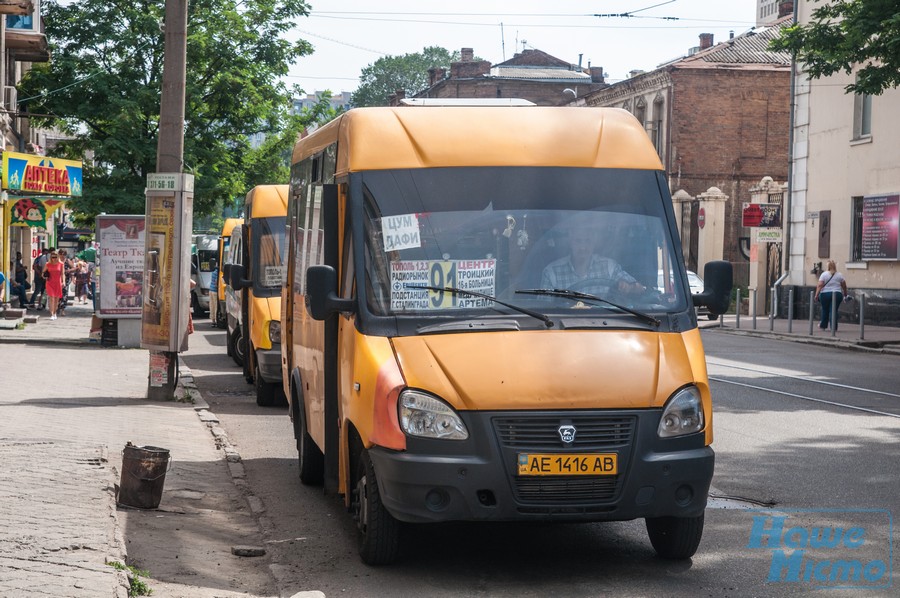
top-left (295, 27), bottom-right (387, 55)
top-left (310, 14), bottom-right (754, 29)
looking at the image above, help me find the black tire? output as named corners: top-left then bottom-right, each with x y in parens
top-left (646, 513), bottom-right (705, 559)
top-left (707, 313), bottom-right (718, 321)
top-left (293, 389), bottom-right (324, 485)
top-left (230, 327), bottom-right (245, 367)
top-left (191, 292), bottom-right (205, 318)
top-left (353, 451), bottom-right (400, 565)
top-left (255, 363), bottom-right (277, 407)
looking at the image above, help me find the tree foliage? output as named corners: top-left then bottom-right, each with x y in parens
top-left (19, 0), bottom-right (335, 222)
top-left (770, 0), bottom-right (900, 95)
top-left (351, 47), bottom-right (460, 107)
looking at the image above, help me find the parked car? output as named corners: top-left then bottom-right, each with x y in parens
top-left (657, 269), bottom-right (716, 320)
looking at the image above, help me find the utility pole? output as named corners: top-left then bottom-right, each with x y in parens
top-left (145, 0), bottom-right (190, 400)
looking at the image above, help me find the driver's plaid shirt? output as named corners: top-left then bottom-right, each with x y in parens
top-left (540, 255), bottom-right (637, 290)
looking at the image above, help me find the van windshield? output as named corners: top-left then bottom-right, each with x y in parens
top-left (361, 167), bottom-right (689, 320)
top-left (252, 216), bottom-right (286, 297)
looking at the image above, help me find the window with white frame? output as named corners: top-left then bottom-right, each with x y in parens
top-left (852, 90), bottom-right (872, 139)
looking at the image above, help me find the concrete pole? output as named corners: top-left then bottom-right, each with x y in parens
top-left (148, 0), bottom-right (188, 401)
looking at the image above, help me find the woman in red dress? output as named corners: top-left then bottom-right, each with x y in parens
top-left (43, 251), bottom-right (65, 320)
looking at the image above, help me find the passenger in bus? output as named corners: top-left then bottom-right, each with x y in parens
top-left (540, 226), bottom-right (645, 295)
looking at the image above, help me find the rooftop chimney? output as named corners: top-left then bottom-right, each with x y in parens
top-left (699, 33), bottom-right (714, 50)
top-left (461, 47), bottom-right (474, 62)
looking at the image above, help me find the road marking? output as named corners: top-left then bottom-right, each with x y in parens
top-left (707, 358), bottom-right (900, 399)
top-left (709, 376), bottom-right (900, 419)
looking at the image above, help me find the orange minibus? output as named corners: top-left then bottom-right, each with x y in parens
top-left (282, 105), bottom-right (731, 564)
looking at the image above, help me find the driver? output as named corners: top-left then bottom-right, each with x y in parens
top-left (540, 226), bottom-right (645, 294)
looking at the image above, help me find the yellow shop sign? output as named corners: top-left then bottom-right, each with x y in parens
top-left (2, 151), bottom-right (83, 196)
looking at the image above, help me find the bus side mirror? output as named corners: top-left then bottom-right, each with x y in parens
top-left (306, 265), bottom-right (356, 320)
top-left (694, 260), bottom-right (733, 316)
top-left (229, 264), bottom-right (251, 291)
top-left (223, 263), bottom-right (232, 284)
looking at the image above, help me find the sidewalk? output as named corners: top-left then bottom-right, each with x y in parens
top-left (698, 312), bottom-right (900, 355)
top-left (0, 303), bottom-right (277, 597)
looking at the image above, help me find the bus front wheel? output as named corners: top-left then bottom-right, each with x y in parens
top-left (353, 450), bottom-right (400, 565)
top-left (293, 388), bottom-right (324, 485)
top-left (230, 327), bottom-right (244, 367)
top-left (645, 513), bottom-right (704, 559)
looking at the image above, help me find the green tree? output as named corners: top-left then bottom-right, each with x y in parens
top-left (18, 0), bottom-right (334, 222)
top-left (770, 0), bottom-right (900, 95)
top-left (351, 46), bottom-right (460, 107)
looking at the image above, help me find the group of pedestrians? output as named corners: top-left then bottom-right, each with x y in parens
top-left (8, 247), bottom-right (94, 320)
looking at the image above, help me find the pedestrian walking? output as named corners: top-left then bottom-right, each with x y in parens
top-left (43, 251), bottom-right (65, 320)
top-left (58, 249), bottom-right (75, 315)
top-left (815, 259), bottom-right (848, 331)
top-left (74, 260), bottom-right (91, 304)
top-left (29, 247), bottom-right (50, 308)
top-left (208, 257), bottom-right (219, 327)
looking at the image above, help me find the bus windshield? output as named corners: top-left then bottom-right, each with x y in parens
top-left (252, 216), bottom-right (286, 297)
top-left (361, 167), bottom-right (689, 320)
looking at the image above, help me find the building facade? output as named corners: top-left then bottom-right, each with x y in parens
top-left (784, 2), bottom-right (900, 324)
top-left (1, 0), bottom-right (53, 289)
top-left (581, 19), bottom-right (792, 286)
top-left (404, 47), bottom-right (607, 106)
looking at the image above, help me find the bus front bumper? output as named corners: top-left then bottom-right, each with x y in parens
top-left (367, 409), bottom-right (713, 524)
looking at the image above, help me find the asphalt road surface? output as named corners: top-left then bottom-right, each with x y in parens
top-left (183, 321), bottom-right (898, 597)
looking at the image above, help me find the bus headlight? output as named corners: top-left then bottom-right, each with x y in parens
top-left (399, 390), bottom-right (468, 440)
top-left (268, 321), bottom-right (281, 344)
top-left (658, 386), bottom-right (704, 438)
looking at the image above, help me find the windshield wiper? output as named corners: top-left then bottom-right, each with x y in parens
top-left (515, 288), bottom-right (660, 327)
top-left (405, 285), bottom-right (554, 328)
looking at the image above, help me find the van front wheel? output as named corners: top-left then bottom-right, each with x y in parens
top-left (645, 513), bottom-right (704, 559)
top-left (353, 451), bottom-right (400, 565)
top-left (294, 390), bottom-right (324, 485)
top-left (230, 327), bottom-right (245, 367)
top-left (255, 364), bottom-right (277, 407)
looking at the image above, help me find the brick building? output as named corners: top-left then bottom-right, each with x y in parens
top-left (580, 18), bottom-right (792, 286)
top-left (398, 47), bottom-right (607, 106)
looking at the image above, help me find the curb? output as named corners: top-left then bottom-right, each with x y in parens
top-left (705, 325), bottom-right (900, 355)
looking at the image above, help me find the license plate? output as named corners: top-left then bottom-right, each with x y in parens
top-left (517, 453), bottom-right (618, 476)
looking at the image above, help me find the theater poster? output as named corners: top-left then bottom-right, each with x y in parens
top-left (96, 215), bottom-right (145, 317)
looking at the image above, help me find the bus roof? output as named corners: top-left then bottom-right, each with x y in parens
top-left (291, 106), bottom-right (664, 175)
top-left (245, 185), bottom-right (288, 219)
top-left (221, 217), bottom-right (242, 238)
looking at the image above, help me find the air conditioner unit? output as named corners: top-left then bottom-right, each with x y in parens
top-left (4, 86), bottom-right (17, 111)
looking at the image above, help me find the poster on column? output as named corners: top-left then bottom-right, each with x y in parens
top-left (96, 215), bottom-right (145, 317)
top-left (140, 180), bottom-right (193, 353)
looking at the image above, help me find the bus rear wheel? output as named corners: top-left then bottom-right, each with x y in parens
top-left (645, 513), bottom-right (704, 559)
top-left (353, 450), bottom-right (400, 565)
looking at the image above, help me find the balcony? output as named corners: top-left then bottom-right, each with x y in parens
top-left (0, 1), bottom-right (33, 16)
top-left (5, 12), bottom-right (49, 63)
